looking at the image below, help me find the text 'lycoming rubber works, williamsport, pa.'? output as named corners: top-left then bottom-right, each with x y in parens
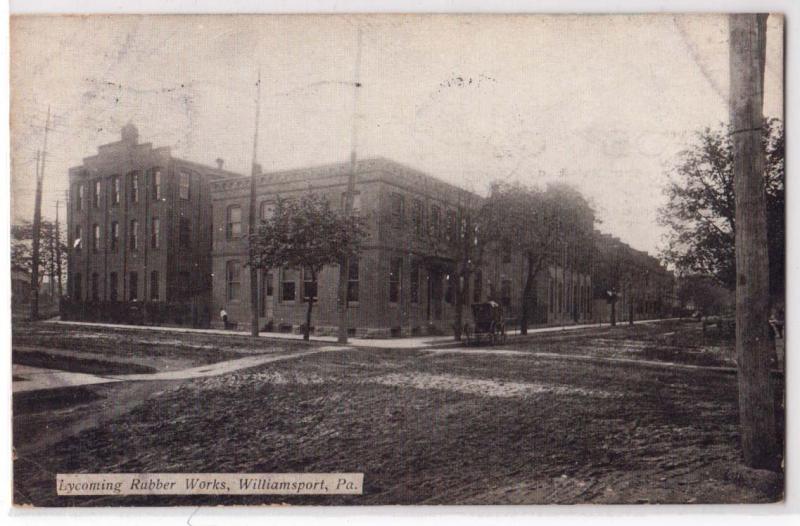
top-left (56, 473), bottom-right (364, 495)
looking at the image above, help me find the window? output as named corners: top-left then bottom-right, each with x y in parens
top-left (411, 199), bottom-right (424, 237)
top-left (129, 220), bottom-right (138, 250)
top-left (93, 180), bottom-right (101, 208)
top-left (502, 246), bottom-right (512, 264)
top-left (130, 172), bottom-right (139, 203)
top-left (501, 279), bottom-right (512, 309)
top-left (410, 261), bottom-right (420, 303)
top-left (303, 268), bottom-right (318, 301)
top-left (110, 221), bottom-right (119, 251)
top-left (473, 270), bottom-right (483, 303)
top-left (340, 192), bottom-right (362, 214)
top-left (151, 217), bottom-right (160, 249)
top-left (152, 169), bottom-right (161, 200)
top-left (259, 201), bottom-right (275, 221)
top-left (92, 224), bottom-right (100, 252)
top-left (150, 271), bottom-right (159, 300)
top-left (109, 272), bottom-right (118, 301)
top-left (227, 205), bottom-right (242, 240)
top-left (178, 272), bottom-right (191, 299)
top-left (281, 268), bottom-right (296, 302)
top-left (91, 272), bottom-right (99, 301)
top-left (390, 193), bottom-right (404, 228)
top-left (549, 279), bottom-right (555, 314)
top-left (347, 259), bottom-right (359, 303)
top-left (75, 184), bottom-right (83, 211)
top-left (430, 205), bottom-right (441, 238)
top-left (111, 175), bottom-right (121, 205)
top-left (179, 171), bottom-right (190, 200)
top-left (226, 260), bottom-right (241, 301)
top-left (129, 272), bottom-right (138, 301)
top-left (446, 210), bottom-right (457, 243)
top-left (74, 225), bottom-right (82, 251)
top-left (74, 273), bottom-right (82, 301)
top-left (179, 218), bottom-right (191, 249)
top-left (260, 271), bottom-right (274, 317)
top-left (389, 257), bottom-right (402, 303)
top-left (445, 273), bottom-right (454, 304)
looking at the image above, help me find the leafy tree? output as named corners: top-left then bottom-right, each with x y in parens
top-left (249, 193), bottom-right (366, 340)
top-left (11, 220), bottom-right (67, 294)
top-left (480, 181), bottom-right (593, 334)
top-left (677, 274), bottom-right (731, 319)
top-left (659, 118), bottom-right (784, 300)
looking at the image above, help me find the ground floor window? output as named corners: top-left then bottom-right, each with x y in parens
top-left (129, 272), bottom-right (138, 301)
top-left (410, 262), bottom-right (420, 304)
top-left (150, 271), bottom-right (159, 300)
top-left (109, 272), bottom-right (118, 301)
top-left (226, 261), bottom-right (241, 301)
top-left (91, 272), bottom-right (99, 301)
top-left (445, 273), bottom-right (454, 305)
top-left (473, 270), bottom-right (482, 303)
top-left (347, 259), bottom-right (359, 303)
top-left (500, 279), bottom-right (512, 309)
top-left (281, 268), bottom-right (296, 302)
top-left (74, 273), bottom-right (82, 300)
top-left (389, 257), bottom-right (402, 303)
top-left (303, 267), bottom-right (318, 301)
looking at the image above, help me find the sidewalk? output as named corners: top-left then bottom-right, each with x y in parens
top-left (12, 345), bottom-right (348, 393)
top-left (46, 317), bottom-right (677, 350)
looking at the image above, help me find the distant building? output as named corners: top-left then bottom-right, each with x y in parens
top-left (66, 125), bottom-right (236, 325)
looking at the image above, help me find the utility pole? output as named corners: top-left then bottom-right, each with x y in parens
top-left (729, 13), bottom-right (777, 470)
top-left (249, 69), bottom-right (262, 337)
top-left (337, 27), bottom-right (363, 344)
top-left (56, 200), bottom-right (63, 298)
top-left (30, 106), bottom-right (50, 321)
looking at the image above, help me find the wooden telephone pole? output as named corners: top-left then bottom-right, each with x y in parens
top-left (337, 28), bottom-right (363, 344)
top-left (249, 70), bottom-right (262, 337)
top-left (30, 106), bottom-right (50, 321)
top-left (729, 13), bottom-right (777, 470)
top-left (56, 200), bottom-right (63, 298)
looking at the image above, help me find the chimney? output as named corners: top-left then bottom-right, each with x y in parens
top-left (215, 158), bottom-right (225, 170)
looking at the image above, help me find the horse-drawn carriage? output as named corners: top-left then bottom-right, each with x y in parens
top-left (463, 301), bottom-right (507, 345)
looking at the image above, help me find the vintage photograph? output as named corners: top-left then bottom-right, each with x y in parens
top-left (9, 13), bottom-right (785, 506)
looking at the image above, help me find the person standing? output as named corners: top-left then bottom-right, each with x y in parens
top-left (220, 307), bottom-right (229, 330)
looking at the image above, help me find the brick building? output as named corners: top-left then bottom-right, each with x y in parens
top-left (210, 157), bottom-right (593, 336)
top-left (65, 125), bottom-right (237, 325)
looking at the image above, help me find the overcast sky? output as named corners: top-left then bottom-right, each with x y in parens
top-left (10, 14), bottom-right (784, 255)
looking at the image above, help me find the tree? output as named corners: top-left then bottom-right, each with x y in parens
top-left (676, 274), bottom-right (730, 320)
top-left (659, 118), bottom-right (784, 301)
top-left (249, 193), bottom-right (366, 341)
top-left (480, 182), bottom-right (593, 334)
top-left (11, 219), bottom-right (67, 295)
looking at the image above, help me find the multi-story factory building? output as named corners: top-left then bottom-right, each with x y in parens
top-left (65, 124), bottom-right (236, 325)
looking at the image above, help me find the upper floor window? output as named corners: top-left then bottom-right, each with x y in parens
top-left (227, 205), bottom-right (242, 240)
top-left (151, 169), bottom-right (162, 200)
top-left (259, 201), bottom-right (275, 222)
top-left (151, 217), bottom-right (160, 249)
top-left (74, 225), bottom-right (82, 251)
top-left (179, 217), bottom-right (191, 249)
top-left (111, 175), bottom-right (121, 205)
top-left (93, 180), bottom-right (101, 208)
top-left (75, 184), bottom-right (84, 211)
top-left (430, 205), bottom-right (441, 239)
top-left (179, 171), bottom-right (191, 200)
top-left (130, 172), bottom-right (139, 203)
top-left (389, 193), bottom-right (404, 228)
top-left (92, 224), bottom-right (101, 252)
top-left (130, 219), bottom-right (139, 251)
top-left (110, 221), bottom-right (119, 252)
top-left (411, 199), bottom-right (424, 237)
top-left (446, 209), bottom-right (457, 243)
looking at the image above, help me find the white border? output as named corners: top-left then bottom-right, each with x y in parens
top-left (2, 1), bottom-right (798, 525)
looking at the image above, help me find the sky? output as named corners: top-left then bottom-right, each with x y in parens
top-left (9, 14), bottom-right (784, 256)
